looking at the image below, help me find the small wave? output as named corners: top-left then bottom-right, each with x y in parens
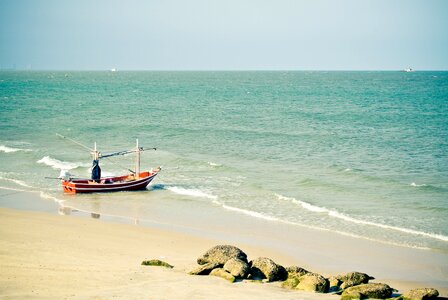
top-left (39, 191), bottom-right (64, 204)
top-left (410, 182), bottom-right (427, 187)
top-left (0, 186), bottom-right (26, 192)
top-left (213, 199), bottom-right (431, 250)
top-left (0, 145), bottom-right (32, 153)
top-left (213, 201), bottom-right (279, 222)
top-left (208, 162), bottom-right (222, 167)
top-left (0, 176), bottom-right (33, 188)
top-left (328, 210), bottom-right (448, 242)
top-left (37, 156), bottom-right (89, 170)
top-left (167, 186), bottom-right (217, 200)
top-left (276, 194), bottom-right (448, 242)
top-left (276, 194), bottom-right (329, 213)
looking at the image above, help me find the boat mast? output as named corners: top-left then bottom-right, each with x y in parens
top-left (135, 139), bottom-right (140, 178)
top-left (93, 142), bottom-right (99, 160)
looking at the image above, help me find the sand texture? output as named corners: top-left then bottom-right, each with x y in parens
top-left (0, 208), bottom-right (336, 299)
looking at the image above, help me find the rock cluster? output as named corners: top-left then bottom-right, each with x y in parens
top-left (187, 245), bottom-right (441, 299)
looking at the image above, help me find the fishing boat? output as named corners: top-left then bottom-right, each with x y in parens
top-left (57, 134), bottom-right (160, 194)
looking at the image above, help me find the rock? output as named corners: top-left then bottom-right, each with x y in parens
top-left (285, 266), bottom-right (310, 277)
top-left (223, 258), bottom-right (250, 278)
top-left (341, 283), bottom-right (394, 300)
top-left (281, 272), bottom-right (301, 289)
top-left (337, 271), bottom-right (374, 289)
top-left (250, 257), bottom-right (288, 282)
top-left (210, 268), bottom-right (236, 283)
top-left (403, 288), bottom-right (439, 300)
top-left (282, 266), bottom-right (311, 290)
top-left (328, 276), bottom-right (342, 293)
top-left (197, 245), bottom-right (247, 265)
top-left (188, 262), bottom-right (221, 275)
top-left (141, 259), bottom-right (173, 268)
top-left (296, 273), bottom-right (329, 293)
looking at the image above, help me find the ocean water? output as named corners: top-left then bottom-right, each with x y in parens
top-left (1, 71), bottom-right (447, 253)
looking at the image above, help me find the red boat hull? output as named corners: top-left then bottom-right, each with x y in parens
top-left (62, 170), bottom-right (159, 194)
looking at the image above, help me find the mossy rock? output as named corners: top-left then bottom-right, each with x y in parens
top-left (250, 257), bottom-right (288, 282)
top-left (188, 262), bottom-right (221, 275)
top-left (337, 271), bottom-right (374, 289)
top-left (141, 259), bottom-right (174, 268)
top-left (281, 273), bottom-right (301, 289)
top-left (223, 258), bottom-right (250, 278)
top-left (210, 268), bottom-right (236, 283)
top-left (197, 245), bottom-right (247, 265)
top-left (286, 266), bottom-right (310, 277)
top-left (296, 273), bottom-right (328, 293)
top-left (341, 283), bottom-right (394, 300)
top-left (403, 288), bottom-right (439, 300)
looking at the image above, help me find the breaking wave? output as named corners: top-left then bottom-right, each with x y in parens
top-left (37, 156), bottom-right (89, 170)
top-left (167, 186), bottom-right (217, 200)
top-left (410, 182), bottom-right (427, 187)
top-left (276, 194), bottom-right (448, 242)
top-left (212, 200), bottom-right (431, 250)
top-left (0, 145), bottom-right (32, 153)
top-left (215, 201), bottom-right (280, 222)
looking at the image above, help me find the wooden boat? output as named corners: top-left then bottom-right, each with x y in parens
top-left (62, 169), bottom-right (160, 194)
top-left (58, 134), bottom-right (160, 194)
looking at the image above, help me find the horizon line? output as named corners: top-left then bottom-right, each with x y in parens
top-left (1, 68), bottom-right (447, 72)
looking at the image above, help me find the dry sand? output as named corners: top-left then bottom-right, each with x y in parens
top-left (0, 207), bottom-right (336, 299)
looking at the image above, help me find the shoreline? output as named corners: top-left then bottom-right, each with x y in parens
top-left (0, 206), bottom-right (332, 299)
top-left (0, 189), bottom-right (447, 298)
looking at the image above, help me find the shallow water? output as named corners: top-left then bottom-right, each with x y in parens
top-left (1, 70), bottom-right (447, 253)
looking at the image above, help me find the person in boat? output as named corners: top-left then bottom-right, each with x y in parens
top-left (91, 159), bottom-right (101, 183)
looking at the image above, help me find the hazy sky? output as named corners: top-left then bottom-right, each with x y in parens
top-left (1, 0), bottom-right (447, 70)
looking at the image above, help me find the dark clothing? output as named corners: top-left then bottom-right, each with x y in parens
top-left (91, 159), bottom-right (101, 182)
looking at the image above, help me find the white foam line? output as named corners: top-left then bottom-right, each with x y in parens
top-left (37, 156), bottom-right (89, 170)
top-left (220, 203), bottom-right (280, 222)
top-left (167, 186), bottom-right (217, 200)
top-left (39, 191), bottom-right (65, 204)
top-left (208, 162), bottom-right (222, 167)
top-left (0, 145), bottom-right (32, 153)
top-left (213, 200), bottom-right (430, 250)
top-left (276, 194), bottom-right (448, 242)
top-left (0, 176), bottom-right (33, 188)
top-left (0, 186), bottom-right (26, 192)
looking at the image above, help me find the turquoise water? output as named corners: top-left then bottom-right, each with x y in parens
top-left (1, 71), bottom-right (447, 252)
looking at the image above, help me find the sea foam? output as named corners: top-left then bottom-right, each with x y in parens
top-left (217, 202), bottom-right (280, 222)
top-left (167, 186), bottom-right (217, 200)
top-left (276, 194), bottom-right (448, 242)
top-left (0, 145), bottom-right (32, 153)
top-left (37, 156), bottom-right (89, 170)
top-left (0, 176), bottom-right (33, 188)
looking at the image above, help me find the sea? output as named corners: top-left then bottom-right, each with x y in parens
top-left (1, 71), bottom-right (447, 255)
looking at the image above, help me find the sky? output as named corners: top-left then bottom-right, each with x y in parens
top-left (0, 0), bottom-right (447, 70)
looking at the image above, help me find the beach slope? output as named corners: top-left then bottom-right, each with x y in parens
top-left (0, 207), bottom-right (334, 299)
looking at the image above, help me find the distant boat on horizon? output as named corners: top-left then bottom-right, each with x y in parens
top-left (402, 67), bottom-right (415, 72)
top-left (110, 68), bottom-right (117, 72)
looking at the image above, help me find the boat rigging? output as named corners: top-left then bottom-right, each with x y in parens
top-left (56, 133), bottom-right (160, 193)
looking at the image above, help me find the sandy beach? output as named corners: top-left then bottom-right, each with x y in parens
top-left (0, 206), bottom-right (337, 299)
top-left (1, 188), bottom-right (447, 299)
